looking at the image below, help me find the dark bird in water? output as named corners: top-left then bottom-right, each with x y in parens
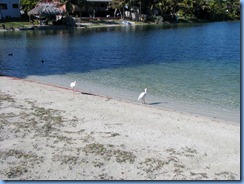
top-left (8, 53), bottom-right (13, 56)
top-left (41, 60), bottom-right (44, 63)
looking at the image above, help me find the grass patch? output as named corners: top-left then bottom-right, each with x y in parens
top-left (83, 143), bottom-right (136, 163)
top-left (0, 92), bottom-right (15, 103)
top-left (5, 165), bottom-right (28, 179)
top-left (32, 106), bottom-right (63, 125)
top-left (1, 20), bottom-right (32, 29)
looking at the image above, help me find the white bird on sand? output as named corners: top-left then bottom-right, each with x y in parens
top-left (70, 81), bottom-right (76, 90)
top-left (138, 88), bottom-right (147, 104)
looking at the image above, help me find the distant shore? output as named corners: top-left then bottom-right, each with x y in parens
top-left (0, 17), bottom-right (239, 32)
top-left (0, 19), bottom-right (158, 31)
top-left (0, 76), bottom-right (240, 180)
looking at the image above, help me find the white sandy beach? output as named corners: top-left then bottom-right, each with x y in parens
top-left (0, 76), bottom-right (240, 180)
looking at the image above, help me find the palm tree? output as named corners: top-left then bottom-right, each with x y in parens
top-left (111, 0), bottom-right (128, 19)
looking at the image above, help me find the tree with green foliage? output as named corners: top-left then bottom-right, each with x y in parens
top-left (110, 0), bottom-right (128, 19)
top-left (136, 0), bottom-right (240, 22)
top-left (20, 0), bottom-right (39, 14)
top-left (60, 0), bottom-right (87, 16)
top-left (21, 0), bottom-right (240, 22)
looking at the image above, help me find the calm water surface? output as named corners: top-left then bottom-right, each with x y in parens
top-left (0, 21), bottom-right (240, 122)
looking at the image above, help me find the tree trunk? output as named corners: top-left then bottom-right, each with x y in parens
top-left (114, 8), bottom-right (117, 18)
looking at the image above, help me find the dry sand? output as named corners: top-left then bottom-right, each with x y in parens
top-left (0, 76), bottom-right (240, 180)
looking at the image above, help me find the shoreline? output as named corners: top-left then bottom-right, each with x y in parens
top-left (24, 74), bottom-right (240, 124)
top-left (0, 75), bottom-right (240, 180)
top-left (0, 19), bottom-right (240, 32)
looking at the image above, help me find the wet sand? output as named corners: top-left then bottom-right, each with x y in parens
top-left (0, 76), bottom-right (240, 180)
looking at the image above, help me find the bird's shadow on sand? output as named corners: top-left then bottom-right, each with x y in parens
top-left (147, 102), bottom-right (167, 105)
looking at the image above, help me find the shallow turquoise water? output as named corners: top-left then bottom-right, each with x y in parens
top-left (0, 21), bottom-right (240, 122)
top-left (80, 60), bottom-right (239, 111)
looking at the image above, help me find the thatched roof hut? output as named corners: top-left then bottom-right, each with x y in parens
top-left (28, 3), bottom-right (64, 17)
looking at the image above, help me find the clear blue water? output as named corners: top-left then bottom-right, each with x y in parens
top-left (0, 21), bottom-right (240, 122)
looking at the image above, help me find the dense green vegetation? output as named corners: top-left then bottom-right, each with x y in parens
top-left (19, 0), bottom-right (240, 22)
top-left (110, 0), bottom-right (240, 22)
top-left (19, 0), bottom-right (39, 13)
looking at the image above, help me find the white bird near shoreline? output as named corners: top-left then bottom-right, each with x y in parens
top-left (138, 88), bottom-right (147, 104)
top-left (70, 81), bottom-right (76, 90)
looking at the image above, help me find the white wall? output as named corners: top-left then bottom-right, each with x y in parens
top-left (0, 0), bottom-right (20, 19)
